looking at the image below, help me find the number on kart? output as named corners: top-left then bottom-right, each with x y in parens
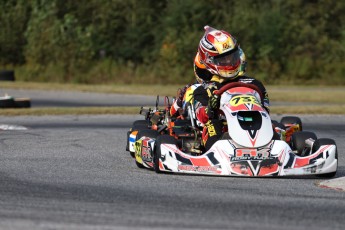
top-left (230, 95), bottom-right (260, 106)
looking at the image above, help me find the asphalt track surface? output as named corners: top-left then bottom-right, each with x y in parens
top-left (0, 89), bottom-right (345, 229)
top-left (0, 89), bottom-right (163, 107)
top-left (0, 114), bottom-right (344, 230)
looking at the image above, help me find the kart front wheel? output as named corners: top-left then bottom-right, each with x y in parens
top-left (126, 120), bottom-right (150, 156)
top-left (291, 131), bottom-right (317, 156)
top-left (313, 138), bottom-right (337, 178)
top-left (154, 135), bottom-right (177, 173)
top-left (132, 120), bottom-right (150, 129)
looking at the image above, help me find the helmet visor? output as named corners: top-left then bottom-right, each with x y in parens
top-left (213, 48), bottom-right (240, 68)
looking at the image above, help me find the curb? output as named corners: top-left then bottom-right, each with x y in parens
top-left (317, 177), bottom-right (345, 192)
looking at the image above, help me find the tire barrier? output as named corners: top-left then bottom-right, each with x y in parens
top-left (0, 70), bottom-right (15, 81)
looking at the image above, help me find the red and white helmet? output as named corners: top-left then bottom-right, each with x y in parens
top-left (198, 26), bottom-right (241, 79)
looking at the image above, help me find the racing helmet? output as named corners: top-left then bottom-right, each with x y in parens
top-left (193, 52), bottom-right (213, 83)
top-left (238, 47), bottom-right (247, 76)
top-left (197, 25), bottom-right (241, 80)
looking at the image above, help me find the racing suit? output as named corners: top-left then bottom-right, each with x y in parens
top-left (170, 74), bottom-right (269, 152)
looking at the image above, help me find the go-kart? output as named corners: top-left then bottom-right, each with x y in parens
top-left (126, 82), bottom-right (338, 177)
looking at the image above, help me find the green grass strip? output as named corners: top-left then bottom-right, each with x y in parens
top-left (0, 105), bottom-right (344, 116)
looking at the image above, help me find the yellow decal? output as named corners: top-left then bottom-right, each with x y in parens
top-left (184, 87), bottom-right (194, 103)
top-left (292, 124), bottom-right (300, 132)
top-left (210, 75), bottom-right (224, 83)
top-left (134, 140), bottom-right (143, 164)
top-left (206, 121), bottom-right (217, 137)
top-left (222, 42), bottom-right (230, 50)
top-left (206, 88), bottom-right (212, 97)
top-left (230, 95), bottom-right (260, 106)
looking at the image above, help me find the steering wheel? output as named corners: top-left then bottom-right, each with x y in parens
top-left (214, 82), bottom-right (264, 102)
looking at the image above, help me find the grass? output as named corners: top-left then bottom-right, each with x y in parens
top-left (0, 81), bottom-right (179, 96)
top-left (0, 106), bottom-right (344, 116)
top-left (0, 107), bottom-right (139, 116)
top-left (1, 81), bottom-right (345, 115)
top-left (267, 86), bottom-right (345, 104)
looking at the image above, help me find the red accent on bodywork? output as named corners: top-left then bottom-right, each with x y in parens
top-left (293, 145), bottom-right (329, 168)
top-left (258, 164), bottom-right (279, 176)
top-left (159, 160), bottom-right (164, 170)
top-left (230, 163), bottom-right (251, 176)
top-left (190, 157), bottom-right (211, 166)
top-left (294, 157), bottom-right (310, 168)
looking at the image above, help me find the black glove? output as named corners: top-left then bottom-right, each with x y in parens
top-left (176, 84), bottom-right (190, 107)
top-left (206, 85), bottom-right (219, 118)
top-left (208, 93), bottom-right (219, 110)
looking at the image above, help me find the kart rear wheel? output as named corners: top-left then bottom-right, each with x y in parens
top-left (272, 120), bottom-right (285, 130)
top-left (154, 135), bottom-right (177, 173)
top-left (272, 120), bottom-right (286, 140)
top-left (291, 131), bottom-right (317, 156)
top-left (281, 116), bottom-right (303, 131)
top-left (135, 129), bottom-right (159, 169)
top-left (313, 138), bottom-right (337, 178)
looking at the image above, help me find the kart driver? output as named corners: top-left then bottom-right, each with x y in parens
top-left (170, 25), bottom-right (270, 152)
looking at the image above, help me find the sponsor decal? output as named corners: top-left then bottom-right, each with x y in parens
top-left (205, 121), bottom-right (217, 137)
top-left (141, 145), bottom-right (152, 162)
top-left (222, 42), bottom-right (230, 50)
top-left (230, 156), bottom-right (280, 176)
top-left (178, 165), bottom-right (220, 172)
top-left (134, 140), bottom-right (143, 164)
top-left (239, 78), bottom-right (254, 83)
top-left (231, 148), bottom-right (273, 161)
top-left (135, 138), bottom-right (154, 163)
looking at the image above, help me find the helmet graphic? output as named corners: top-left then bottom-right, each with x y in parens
top-left (197, 25), bottom-right (241, 80)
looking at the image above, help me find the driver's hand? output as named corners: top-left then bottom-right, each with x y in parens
top-left (206, 90), bottom-right (219, 119)
top-left (208, 93), bottom-right (219, 110)
top-left (176, 84), bottom-right (190, 107)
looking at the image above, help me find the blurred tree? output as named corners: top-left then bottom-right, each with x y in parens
top-left (0, 0), bottom-right (31, 65)
top-left (0, 0), bottom-right (343, 84)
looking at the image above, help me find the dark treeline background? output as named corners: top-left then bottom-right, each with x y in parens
top-left (0, 0), bottom-right (344, 85)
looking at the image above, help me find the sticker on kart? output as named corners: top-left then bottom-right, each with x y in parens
top-left (227, 95), bottom-right (263, 111)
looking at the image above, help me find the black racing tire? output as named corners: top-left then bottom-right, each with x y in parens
top-left (312, 138), bottom-right (336, 153)
top-left (14, 98), bottom-right (31, 108)
top-left (281, 116), bottom-right (303, 131)
top-left (126, 120), bottom-right (150, 156)
top-left (0, 97), bottom-right (15, 108)
top-left (312, 138), bottom-right (337, 178)
top-left (132, 120), bottom-right (150, 129)
top-left (272, 120), bottom-right (286, 130)
top-left (134, 129), bottom-right (159, 169)
top-left (126, 131), bottom-right (131, 152)
top-left (135, 160), bottom-right (145, 168)
top-left (0, 70), bottom-right (15, 81)
top-left (291, 131), bottom-right (317, 156)
top-left (272, 120), bottom-right (285, 140)
top-left (272, 130), bottom-right (281, 140)
top-left (154, 135), bottom-right (177, 173)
